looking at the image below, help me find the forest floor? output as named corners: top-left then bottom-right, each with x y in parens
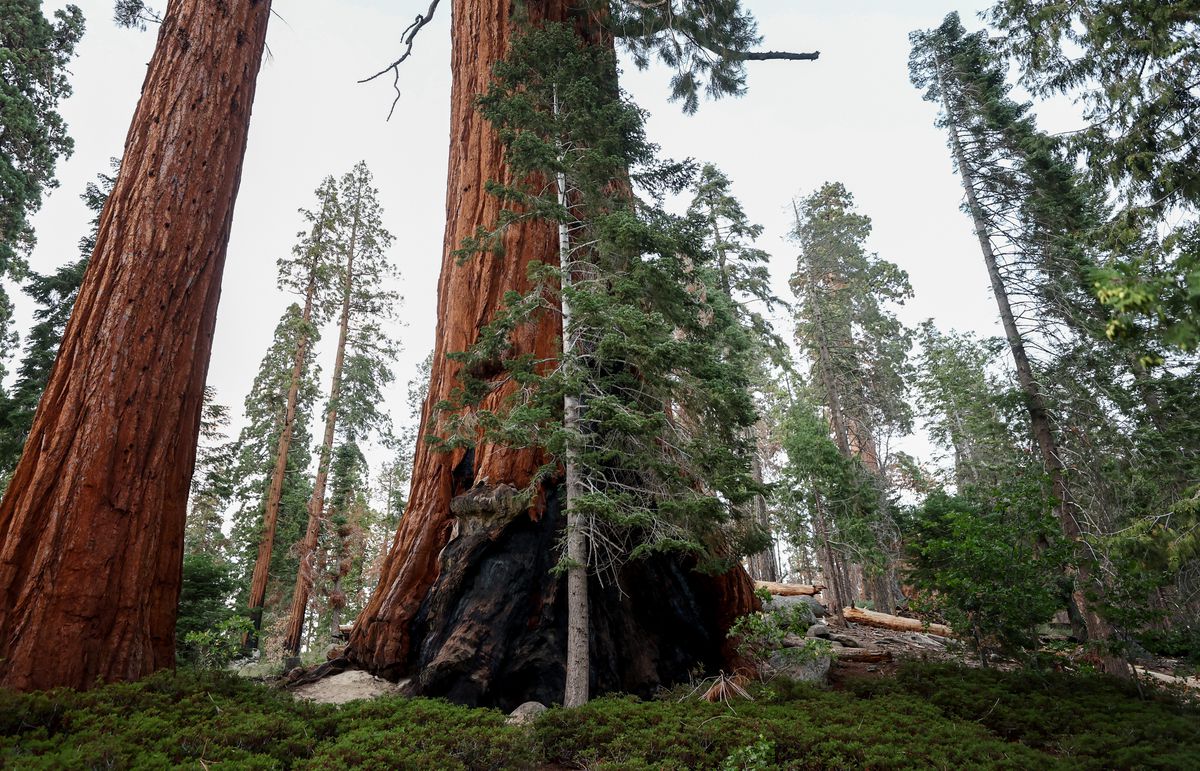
top-left (2, 660), bottom-right (1197, 769)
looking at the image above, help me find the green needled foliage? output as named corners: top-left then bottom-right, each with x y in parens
top-left (229, 305), bottom-right (320, 615)
top-left (0, 0), bottom-right (84, 272)
top-left (913, 323), bottom-right (1030, 491)
top-left (988, 0), bottom-right (1200, 351)
top-left (977, 1), bottom-right (1200, 350)
top-left (184, 387), bottom-right (236, 560)
top-left (912, 11), bottom-right (1200, 650)
top-left (440, 23), bottom-right (767, 578)
top-left (785, 181), bottom-right (912, 610)
top-left (906, 488), bottom-right (1067, 661)
top-left (610, 0), bottom-right (815, 114)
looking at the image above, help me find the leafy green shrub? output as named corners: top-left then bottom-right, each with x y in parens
top-left (727, 604), bottom-right (817, 665)
top-left (303, 697), bottom-right (535, 770)
top-left (850, 662), bottom-right (1200, 768)
top-left (907, 488), bottom-right (1066, 658)
top-left (184, 615), bottom-right (255, 670)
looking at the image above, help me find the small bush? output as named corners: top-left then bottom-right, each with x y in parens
top-left (907, 487), bottom-right (1066, 659)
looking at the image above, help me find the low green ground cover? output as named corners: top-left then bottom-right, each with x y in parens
top-left (0, 663), bottom-right (1194, 769)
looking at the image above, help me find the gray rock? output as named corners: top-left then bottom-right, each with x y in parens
top-left (829, 634), bottom-right (861, 648)
top-left (507, 701), bottom-right (548, 725)
top-left (764, 593), bottom-right (827, 618)
top-left (763, 594), bottom-right (824, 622)
top-left (799, 595), bottom-right (828, 618)
top-left (766, 649), bottom-right (832, 684)
top-left (292, 670), bottom-right (406, 705)
top-left (805, 623), bottom-right (832, 639)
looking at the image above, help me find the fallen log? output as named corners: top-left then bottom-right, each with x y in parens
top-left (833, 648), bottom-right (892, 663)
top-left (1134, 666), bottom-right (1200, 691)
top-left (842, 607), bottom-right (953, 638)
top-left (756, 580), bottom-right (824, 597)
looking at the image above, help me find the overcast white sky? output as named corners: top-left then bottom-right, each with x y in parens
top-left (26, 0), bottom-right (1032, 473)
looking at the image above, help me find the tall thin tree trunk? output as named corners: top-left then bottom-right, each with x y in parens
top-left (746, 449), bottom-right (780, 582)
top-left (555, 96), bottom-right (589, 707)
top-left (283, 201), bottom-right (361, 657)
top-left (812, 489), bottom-right (846, 624)
top-left (0, 0), bottom-right (271, 692)
top-left (945, 112), bottom-right (1124, 675)
top-left (245, 265), bottom-right (319, 649)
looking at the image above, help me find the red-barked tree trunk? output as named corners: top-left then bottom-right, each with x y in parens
top-left (0, 0), bottom-right (272, 691)
top-left (346, 0), bottom-right (756, 709)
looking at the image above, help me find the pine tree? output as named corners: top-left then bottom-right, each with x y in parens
top-left (788, 182), bottom-right (913, 614)
top-left (244, 176), bottom-right (341, 647)
top-left (283, 161), bottom-right (398, 658)
top-left (0, 0), bottom-right (273, 692)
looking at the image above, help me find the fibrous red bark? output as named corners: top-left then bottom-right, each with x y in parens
top-left (0, 0), bottom-right (271, 692)
top-left (346, 0), bottom-right (756, 707)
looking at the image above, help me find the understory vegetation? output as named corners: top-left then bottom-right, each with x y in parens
top-left (1, 664), bottom-right (1196, 770)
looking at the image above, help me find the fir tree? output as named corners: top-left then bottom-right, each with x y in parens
top-left (0, 0), bottom-right (84, 271)
top-left (911, 14), bottom-right (1129, 671)
top-left (987, 0), bottom-right (1200, 350)
top-left (686, 164), bottom-right (781, 581)
top-left (228, 305), bottom-right (320, 643)
top-left (912, 323), bottom-right (1028, 491)
top-left (184, 386), bottom-right (235, 559)
top-left (244, 176), bottom-right (341, 647)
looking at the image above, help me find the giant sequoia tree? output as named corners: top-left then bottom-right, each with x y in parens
top-left (0, 0), bottom-right (272, 691)
top-left (788, 183), bottom-right (913, 615)
top-left (346, 0), bottom-right (815, 708)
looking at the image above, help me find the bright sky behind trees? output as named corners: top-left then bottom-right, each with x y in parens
top-left (26, 0), bottom-right (1040, 459)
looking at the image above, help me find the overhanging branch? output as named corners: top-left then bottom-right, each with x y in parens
top-left (360, 0), bottom-right (443, 120)
top-left (726, 49), bottom-right (820, 61)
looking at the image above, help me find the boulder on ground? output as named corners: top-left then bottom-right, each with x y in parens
top-left (764, 593), bottom-right (826, 618)
top-left (507, 701), bottom-right (548, 725)
top-left (292, 670), bottom-right (407, 705)
top-left (806, 623), bottom-right (831, 639)
top-left (766, 648), bottom-right (832, 683)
